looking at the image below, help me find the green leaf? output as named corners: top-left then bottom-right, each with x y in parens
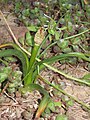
top-left (62, 47), bottom-right (72, 53)
top-left (49, 35), bottom-right (52, 41)
top-left (31, 7), bottom-right (39, 14)
top-left (27, 25), bottom-right (38, 32)
top-left (0, 67), bottom-right (12, 83)
top-left (4, 56), bottom-right (17, 62)
top-left (65, 12), bottom-right (71, 22)
top-left (48, 29), bottom-right (55, 35)
top-left (9, 83), bottom-right (17, 88)
top-left (57, 40), bottom-right (69, 49)
top-left (59, 18), bottom-right (65, 24)
top-left (82, 73), bottom-right (90, 80)
top-left (67, 22), bottom-right (73, 32)
top-left (54, 101), bottom-right (62, 107)
top-left (56, 115), bottom-right (68, 120)
top-left (67, 100), bottom-right (74, 107)
top-left (47, 101), bottom-right (55, 112)
top-left (72, 37), bottom-right (81, 45)
top-left (77, 11), bottom-right (83, 17)
top-left (1, 67), bottom-right (12, 74)
top-left (68, 57), bottom-right (77, 64)
top-left (72, 45), bottom-right (80, 52)
top-left (18, 37), bottom-right (25, 46)
top-left (12, 71), bottom-right (22, 81)
top-left (55, 31), bottom-right (60, 40)
top-left (25, 32), bottom-right (34, 46)
top-left (7, 87), bottom-right (16, 93)
top-left (0, 73), bottom-right (7, 83)
top-left (48, 19), bottom-right (56, 35)
top-left (22, 9), bottom-right (30, 17)
top-left (15, 1), bottom-right (22, 13)
top-left (81, 73), bottom-right (90, 84)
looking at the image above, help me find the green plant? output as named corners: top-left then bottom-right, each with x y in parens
top-left (0, 28), bottom-right (50, 119)
top-left (0, 28), bottom-right (90, 119)
top-left (0, 1), bottom-right (90, 118)
top-left (14, 0), bottom-right (90, 58)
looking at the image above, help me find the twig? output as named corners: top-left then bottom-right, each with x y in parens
top-left (0, 82), bottom-right (9, 96)
top-left (0, 10), bottom-right (31, 56)
top-left (4, 91), bottom-right (18, 103)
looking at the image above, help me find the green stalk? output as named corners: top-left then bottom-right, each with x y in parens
top-left (33, 52), bottom-right (90, 85)
top-left (38, 34), bottom-right (50, 55)
top-left (24, 27), bottom-right (45, 85)
top-left (39, 28), bottom-right (90, 50)
top-left (63, 29), bottom-right (90, 40)
top-left (38, 42), bottom-right (57, 58)
top-left (42, 62), bottom-right (90, 86)
top-left (38, 75), bottom-right (90, 111)
top-left (39, 52), bottom-right (90, 64)
top-left (24, 67), bottom-right (34, 85)
top-left (24, 44), bottom-right (39, 85)
top-left (29, 44), bottom-right (39, 69)
top-left (35, 95), bottom-right (50, 118)
top-left (38, 29), bottom-right (90, 58)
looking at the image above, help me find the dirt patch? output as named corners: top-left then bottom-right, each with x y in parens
top-left (0, 11), bottom-right (27, 44)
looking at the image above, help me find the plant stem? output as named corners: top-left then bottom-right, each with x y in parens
top-left (38, 29), bottom-right (90, 58)
top-left (29, 44), bottom-right (39, 69)
top-left (38, 75), bottom-right (90, 110)
top-left (39, 42), bottom-right (57, 58)
top-left (24, 44), bottom-right (39, 85)
top-left (38, 34), bottom-right (50, 55)
top-left (64, 29), bottom-right (90, 40)
top-left (49, 28), bottom-right (90, 47)
top-left (42, 62), bottom-right (90, 86)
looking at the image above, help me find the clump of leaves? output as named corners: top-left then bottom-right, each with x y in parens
top-left (0, 26), bottom-right (90, 119)
top-left (0, 65), bottom-right (22, 93)
top-left (0, 28), bottom-right (50, 119)
top-left (14, 0), bottom-right (90, 65)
